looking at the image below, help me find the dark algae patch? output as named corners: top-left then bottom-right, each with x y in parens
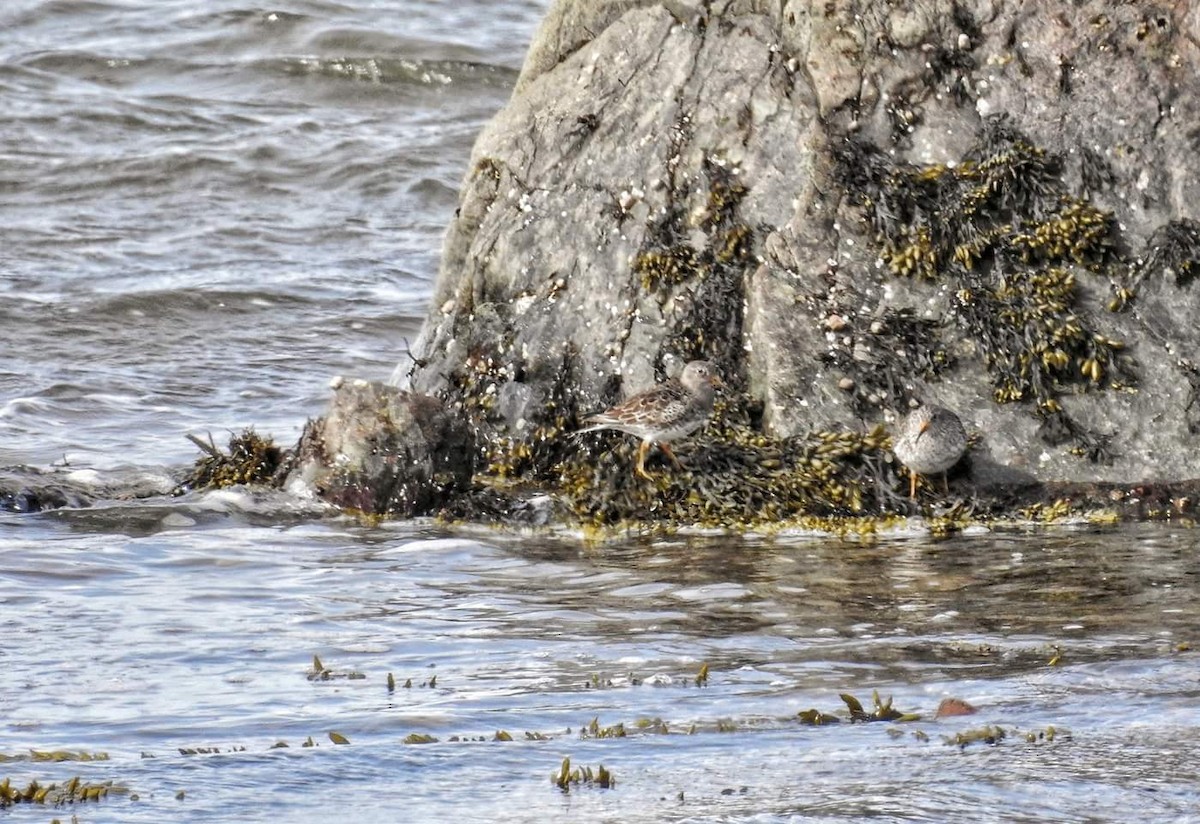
top-left (176, 429), bottom-right (282, 493)
top-left (835, 115), bottom-right (1135, 456)
top-left (1127, 218), bottom-right (1200, 293)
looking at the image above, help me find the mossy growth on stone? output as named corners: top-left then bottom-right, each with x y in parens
top-left (176, 429), bottom-right (282, 492)
top-left (835, 115), bottom-right (1136, 458)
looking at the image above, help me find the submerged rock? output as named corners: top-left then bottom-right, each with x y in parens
top-left (0, 466), bottom-right (98, 512)
top-left (282, 380), bottom-right (473, 518)
top-left (0, 465), bottom-right (177, 514)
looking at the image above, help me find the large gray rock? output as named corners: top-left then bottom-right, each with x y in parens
top-left (406, 0), bottom-right (1200, 487)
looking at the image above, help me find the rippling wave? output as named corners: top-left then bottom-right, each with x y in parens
top-left (1, 0), bottom-right (543, 469)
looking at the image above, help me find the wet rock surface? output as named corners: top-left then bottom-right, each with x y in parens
top-left (283, 380), bottom-right (474, 518)
top-left (0, 465), bottom-right (177, 514)
top-left (0, 466), bottom-right (98, 512)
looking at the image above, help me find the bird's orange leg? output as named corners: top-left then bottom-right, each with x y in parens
top-left (659, 442), bottom-right (684, 470)
top-left (635, 441), bottom-right (654, 480)
top-left (909, 471), bottom-right (919, 500)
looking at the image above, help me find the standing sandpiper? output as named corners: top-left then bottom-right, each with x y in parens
top-left (578, 360), bottom-right (722, 480)
top-left (893, 404), bottom-right (968, 499)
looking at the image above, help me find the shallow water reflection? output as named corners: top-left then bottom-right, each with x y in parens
top-left (2, 512), bottom-right (1198, 822)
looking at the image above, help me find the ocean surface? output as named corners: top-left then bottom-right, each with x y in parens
top-left (2, 2), bottom-right (1200, 822)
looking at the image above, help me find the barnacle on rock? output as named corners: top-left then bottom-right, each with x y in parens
top-left (818, 304), bottom-right (954, 416)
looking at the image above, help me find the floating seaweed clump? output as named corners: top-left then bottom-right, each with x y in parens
top-left (840, 690), bottom-right (920, 723)
top-left (797, 709), bottom-right (841, 726)
top-left (580, 717), bottom-right (627, 739)
top-left (942, 724), bottom-right (1072, 749)
top-left (945, 725), bottom-right (1007, 748)
top-left (176, 429), bottom-right (282, 492)
top-left (0, 751), bottom-right (109, 764)
top-left (552, 757), bottom-right (615, 792)
top-left (797, 690), bottom-right (919, 726)
top-left (0, 776), bottom-right (127, 807)
top-left (403, 734), bottom-right (438, 745)
top-left (306, 655), bottom-right (365, 682)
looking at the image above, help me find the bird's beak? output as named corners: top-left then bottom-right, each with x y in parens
top-left (917, 419), bottom-right (930, 437)
top-left (711, 375), bottom-right (725, 389)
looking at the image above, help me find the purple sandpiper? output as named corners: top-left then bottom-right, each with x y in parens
top-left (892, 403), bottom-right (967, 499)
top-left (578, 360), bottom-right (722, 480)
